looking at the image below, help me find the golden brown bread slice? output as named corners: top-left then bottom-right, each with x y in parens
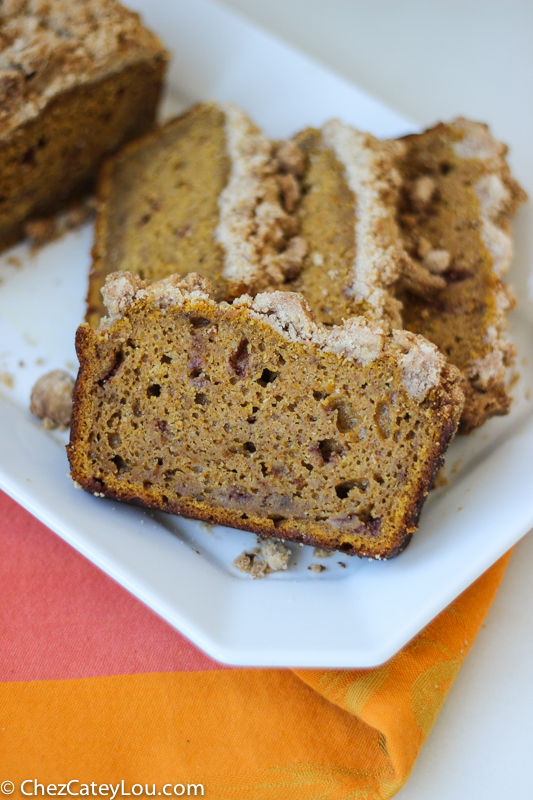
top-left (0, 0), bottom-right (168, 253)
top-left (394, 118), bottom-right (527, 432)
top-left (68, 272), bottom-right (464, 559)
top-left (87, 102), bottom-right (306, 327)
top-left (87, 108), bottom-right (447, 331)
top-left (279, 119), bottom-right (445, 328)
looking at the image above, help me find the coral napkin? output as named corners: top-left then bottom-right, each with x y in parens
top-left (0, 489), bottom-right (510, 799)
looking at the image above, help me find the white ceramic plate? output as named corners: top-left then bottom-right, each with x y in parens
top-left (1, 0), bottom-right (532, 668)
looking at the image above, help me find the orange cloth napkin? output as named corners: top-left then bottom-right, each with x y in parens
top-left (0, 489), bottom-right (510, 799)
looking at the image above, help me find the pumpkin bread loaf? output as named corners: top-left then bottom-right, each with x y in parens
top-left (68, 271), bottom-right (464, 559)
top-left (87, 102), bottom-right (306, 326)
top-left (0, 0), bottom-right (168, 253)
top-left (395, 119), bottom-right (527, 432)
top-left (281, 120), bottom-right (445, 329)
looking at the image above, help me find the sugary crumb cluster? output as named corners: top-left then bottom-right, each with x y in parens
top-left (30, 369), bottom-right (74, 428)
top-left (233, 538), bottom-right (291, 578)
top-left (217, 103), bottom-right (307, 288)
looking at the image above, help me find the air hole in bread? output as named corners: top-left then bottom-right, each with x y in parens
top-left (331, 398), bottom-right (358, 432)
top-left (319, 438), bottom-right (343, 463)
top-left (111, 454), bottom-right (130, 473)
top-left (108, 432), bottom-right (121, 448)
top-left (257, 368), bottom-right (278, 386)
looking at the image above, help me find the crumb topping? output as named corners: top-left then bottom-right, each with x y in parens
top-left (325, 317), bottom-right (387, 367)
top-left (0, 0), bottom-right (167, 138)
top-left (101, 272), bottom-right (148, 320)
top-left (452, 118), bottom-right (506, 162)
top-left (467, 284), bottom-right (516, 387)
top-left (233, 538), bottom-right (291, 578)
top-left (423, 249), bottom-right (451, 274)
top-left (216, 104), bottom-right (306, 288)
top-left (453, 119), bottom-right (520, 389)
top-left (411, 175), bottom-right (436, 205)
top-left (393, 330), bottom-right (443, 402)
top-left (101, 272), bottom-right (213, 323)
top-left (239, 290), bottom-right (321, 346)
top-left (475, 173), bottom-right (510, 217)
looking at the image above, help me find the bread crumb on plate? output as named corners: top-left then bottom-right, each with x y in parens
top-left (30, 369), bottom-right (74, 429)
top-left (233, 538), bottom-right (291, 578)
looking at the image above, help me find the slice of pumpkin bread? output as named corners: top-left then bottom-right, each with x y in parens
top-left (279, 120), bottom-right (444, 328)
top-left (87, 102), bottom-right (305, 326)
top-left (69, 271), bottom-right (464, 560)
top-left (0, 0), bottom-right (168, 253)
top-left (395, 118), bottom-right (527, 433)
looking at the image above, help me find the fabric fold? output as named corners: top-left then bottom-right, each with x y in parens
top-left (0, 489), bottom-right (512, 799)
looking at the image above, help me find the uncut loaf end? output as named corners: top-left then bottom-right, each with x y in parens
top-left (0, 0), bottom-right (168, 252)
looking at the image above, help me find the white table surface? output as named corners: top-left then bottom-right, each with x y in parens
top-left (220, 1), bottom-right (533, 797)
